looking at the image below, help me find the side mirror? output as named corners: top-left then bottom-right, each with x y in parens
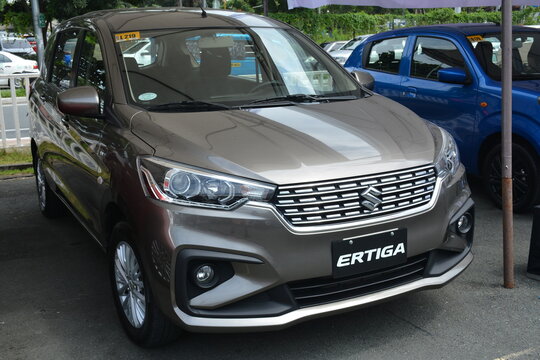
top-left (438, 68), bottom-right (468, 84)
top-left (57, 86), bottom-right (101, 118)
top-left (351, 70), bottom-right (374, 90)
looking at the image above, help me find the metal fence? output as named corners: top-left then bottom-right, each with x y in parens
top-left (0, 73), bottom-right (40, 149)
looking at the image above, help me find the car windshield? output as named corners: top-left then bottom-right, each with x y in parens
top-left (342, 39), bottom-right (362, 51)
top-left (470, 32), bottom-right (540, 80)
top-left (115, 27), bottom-right (362, 110)
top-left (2, 39), bottom-right (32, 49)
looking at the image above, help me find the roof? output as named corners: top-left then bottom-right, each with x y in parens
top-left (371, 23), bottom-right (538, 39)
top-left (67, 7), bottom-right (287, 32)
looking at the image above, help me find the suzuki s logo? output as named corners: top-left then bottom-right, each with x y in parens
top-left (360, 186), bottom-right (382, 211)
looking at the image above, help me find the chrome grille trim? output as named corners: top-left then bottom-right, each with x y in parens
top-left (273, 165), bottom-right (437, 226)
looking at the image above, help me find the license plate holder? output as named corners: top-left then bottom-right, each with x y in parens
top-left (332, 229), bottom-right (407, 278)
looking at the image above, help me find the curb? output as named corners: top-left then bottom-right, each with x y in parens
top-left (0, 162), bottom-right (32, 171)
top-left (0, 173), bottom-right (33, 180)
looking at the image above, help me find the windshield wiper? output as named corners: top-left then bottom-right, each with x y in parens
top-left (145, 100), bottom-right (231, 112)
top-left (241, 94), bottom-right (358, 108)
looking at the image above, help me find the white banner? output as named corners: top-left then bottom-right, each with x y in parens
top-left (287, 0), bottom-right (539, 9)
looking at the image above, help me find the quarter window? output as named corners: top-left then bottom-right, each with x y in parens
top-left (0, 54), bottom-right (11, 63)
top-left (365, 37), bottom-right (407, 74)
top-left (51, 29), bottom-right (81, 89)
top-left (411, 37), bottom-right (466, 80)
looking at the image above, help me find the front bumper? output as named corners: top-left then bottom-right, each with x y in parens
top-left (133, 166), bottom-right (474, 332)
top-left (171, 251), bottom-right (472, 331)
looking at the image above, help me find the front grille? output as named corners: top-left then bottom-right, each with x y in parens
top-left (288, 253), bottom-right (429, 308)
top-left (274, 165), bottom-right (437, 226)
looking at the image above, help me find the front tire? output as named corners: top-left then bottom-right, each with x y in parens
top-left (34, 156), bottom-right (65, 218)
top-left (481, 142), bottom-right (540, 212)
top-left (109, 222), bottom-right (181, 347)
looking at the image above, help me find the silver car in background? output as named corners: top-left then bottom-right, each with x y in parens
top-left (332, 34), bottom-right (373, 65)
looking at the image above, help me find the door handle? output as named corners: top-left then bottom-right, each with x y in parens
top-left (405, 87), bottom-right (417, 98)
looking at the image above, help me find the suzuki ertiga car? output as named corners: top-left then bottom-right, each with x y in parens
top-left (29, 8), bottom-right (474, 347)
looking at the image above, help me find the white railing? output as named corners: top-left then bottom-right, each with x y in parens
top-left (0, 73), bottom-right (40, 149)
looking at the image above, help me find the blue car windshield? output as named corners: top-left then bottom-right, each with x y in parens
top-left (470, 32), bottom-right (540, 80)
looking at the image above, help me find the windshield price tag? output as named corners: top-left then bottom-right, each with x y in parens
top-left (467, 35), bottom-right (484, 42)
top-left (115, 32), bottom-right (141, 42)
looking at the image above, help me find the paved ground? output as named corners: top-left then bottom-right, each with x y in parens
top-left (0, 176), bottom-right (539, 360)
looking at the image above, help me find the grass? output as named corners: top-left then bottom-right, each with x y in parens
top-left (0, 147), bottom-right (32, 165)
top-left (0, 167), bottom-right (33, 176)
top-left (0, 88), bottom-right (26, 98)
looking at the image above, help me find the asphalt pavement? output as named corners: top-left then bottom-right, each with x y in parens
top-left (0, 176), bottom-right (539, 360)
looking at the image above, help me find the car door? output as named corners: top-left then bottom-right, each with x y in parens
top-left (32, 28), bottom-right (82, 204)
top-left (59, 29), bottom-right (110, 239)
top-left (360, 36), bottom-right (409, 102)
top-left (399, 35), bottom-right (478, 168)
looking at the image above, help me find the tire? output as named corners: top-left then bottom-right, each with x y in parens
top-left (34, 156), bottom-right (65, 218)
top-left (481, 142), bottom-right (540, 212)
top-left (109, 222), bottom-right (181, 347)
top-left (9, 78), bottom-right (22, 88)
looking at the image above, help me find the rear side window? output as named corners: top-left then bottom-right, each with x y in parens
top-left (365, 37), bottom-right (407, 74)
top-left (411, 37), bottom-right (466, 80)
top-left (0, 54), bottom-right (11, 63)
top-left (51, 29), bottom-right (81, 89)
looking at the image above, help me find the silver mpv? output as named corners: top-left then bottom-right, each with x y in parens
top-left (29, 8), bottom-right (474, 347)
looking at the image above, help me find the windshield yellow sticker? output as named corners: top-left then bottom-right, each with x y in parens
top-left (467, 35), bottom-right (484, 42)
top-left (115, 32), bottom-right (140, 42)
top-left (231, 62), bottom-right (241, 68)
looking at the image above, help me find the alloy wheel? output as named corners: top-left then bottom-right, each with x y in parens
top-left (114, 241), bottom-right (147, 329)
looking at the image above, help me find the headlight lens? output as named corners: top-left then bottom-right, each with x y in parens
top-left (432, 126), bottom-right (460, 178)
top-left (138, 157), bottom-right (276, 210)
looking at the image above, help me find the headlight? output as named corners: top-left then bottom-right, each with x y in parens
top-left (138, 157), bottom-right (276, 210)
top-left (427, 123), bottom-right (460, 178)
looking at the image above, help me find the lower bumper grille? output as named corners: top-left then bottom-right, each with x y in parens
top-left (288, 253), bottom-right (429, 308)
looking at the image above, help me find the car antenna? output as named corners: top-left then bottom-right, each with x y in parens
top-left (200, 5), bottom-right (207, 18)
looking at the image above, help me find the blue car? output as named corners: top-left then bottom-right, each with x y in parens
top-left (345, 24), bottom-right (540, 211)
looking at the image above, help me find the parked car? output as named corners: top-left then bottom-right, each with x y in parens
top-left (0, 37), bottom-right (36, 59)
top-left (29, 8), bottom-right (474, 347)
top-left (323, 40), bottom-right (347, 53)
top-left (331, 34), bottom-right (372, 65)
top-left (0, 50), bottom-right (39, 87)
top-left (24, 35), bottom-right (38, 53)
top-left (346, 24), bottom-right (540, 211)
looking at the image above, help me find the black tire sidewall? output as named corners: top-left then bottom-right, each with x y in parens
top-left (482, 143), bottom-right (540, 212)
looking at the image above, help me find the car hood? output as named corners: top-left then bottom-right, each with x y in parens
top-left (129, 95), bottom-right (436, 185)
top-left (330, 50), bottom-right (353, 58)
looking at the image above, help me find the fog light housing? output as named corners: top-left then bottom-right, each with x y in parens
top-left (457, 213), bottom-right (472, 234)
top-left (193, 264), bottom-right (218, 289)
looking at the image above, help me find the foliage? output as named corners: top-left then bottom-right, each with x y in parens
top-left (223, 0), bottom-right (254, 12)
top-left (269, 7), bottom-right (540, 43)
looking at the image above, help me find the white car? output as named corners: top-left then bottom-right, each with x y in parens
top-left (0, 51), bottom-right (39, 87)
top-left (323, 40), bottom-right (347, 53)
top-left (332, 34), bottom-right (373, 65)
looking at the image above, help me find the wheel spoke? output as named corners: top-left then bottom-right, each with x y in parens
top-left (114, 240), bottom-right (146, 329)
top-left (115, 257), bottom-right (129, 283)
